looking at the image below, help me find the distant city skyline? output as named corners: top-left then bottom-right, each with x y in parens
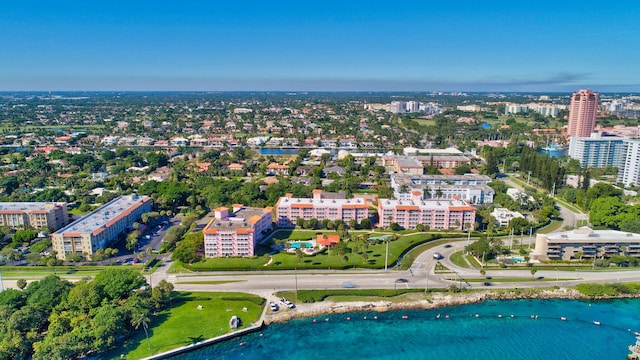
top-left (1, 1), bottom-right (639, 92)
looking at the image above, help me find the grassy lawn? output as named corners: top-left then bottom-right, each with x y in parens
top-left (434, 262), bottom-right (452, 273)
top-left (102, 291), bottom-right (265, 360)
top-left (182, 232), bottom-right (446, 271)
top-left (553, 197), bottom-right (584, 214)
top-left (0, 265), bottom-right (144, 279)
top-left (537, 219), bottom-right (563, 234)
top-left (465, 254), bottom-right (481, 268)
top-left (449, 251), bottom-right (468, 268)
top-left (447, 250), bottom-right (481, 269)
top-left (413, 118), bottom-right (436, 126)
top-left (576, 219), bottom-right (589, 227)
top-left (68, 207), bottom-right (92, 215)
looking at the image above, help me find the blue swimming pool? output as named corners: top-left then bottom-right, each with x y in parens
top-left (290, 242), bottom-right (313, 249)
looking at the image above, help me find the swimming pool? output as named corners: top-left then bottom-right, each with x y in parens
top-left (290, 242), bottom-right (313, 249)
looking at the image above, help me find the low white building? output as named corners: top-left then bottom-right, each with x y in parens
top-left (532, 227), bottom-right (640, 261)
top-left (392, 174), bottom-right (494, 204)
top-left (490, 208), bottom-right (524, 227)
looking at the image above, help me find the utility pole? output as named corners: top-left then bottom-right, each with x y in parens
top-left (294, 268), bottom-right (298, 304)
top-left (509, 228), bottom-right (513, 250)
top-left (384, 240), bottom-right (389, 271)
top-left (528, 227), bottom-right (533, 249)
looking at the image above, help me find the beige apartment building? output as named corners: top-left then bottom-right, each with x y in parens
top-left (0, 202), bottom-right (68, 230)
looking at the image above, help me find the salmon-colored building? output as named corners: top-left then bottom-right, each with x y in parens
top-left (377, 196), bottom-right (475, 230)
top-left (275, 190), bottom-right (369, 228)
top-left (203, 205), bottom-right (273, 257)
top-left (568, 89), bottom-right (599, 137)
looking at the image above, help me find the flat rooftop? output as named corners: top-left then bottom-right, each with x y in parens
top-left (0, 202), bottom-right (65, 212)
top-left (54, 195), bottom-right (149, 235)
top-left (379, 199), bottom-right (475, 210)
top-left (278, 196), bottom-right (367, 208)
top-left (392, 173), bottom-right (491, 186)
top-left (205, 206), bottom-right (268, 232)
top-left (544, 227), bottom-right (640, 244)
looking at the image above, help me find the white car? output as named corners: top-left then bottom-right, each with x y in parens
top-left (269, 302), bottom-right (279, 312)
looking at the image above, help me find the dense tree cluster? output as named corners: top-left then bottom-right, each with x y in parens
top-left (0, 269), bottom-right (173, 359)
top-left (519, 147), bottom-right (566, 192)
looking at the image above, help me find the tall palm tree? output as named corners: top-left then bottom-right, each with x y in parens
top-left (423, 186), bottom-right (432, 199)
top-left (131, 310), bottom-right (151, 350)
top-left (435, 188), bottom-right (443, 199)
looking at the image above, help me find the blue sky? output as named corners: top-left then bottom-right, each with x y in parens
top-left (1, 1), bottom-right (639, 91)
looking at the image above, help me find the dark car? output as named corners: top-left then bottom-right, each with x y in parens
top-left (396, 278), bottom-right (409, 283)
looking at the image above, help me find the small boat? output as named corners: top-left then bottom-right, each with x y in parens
top-left (229, 316), bottom-right (239, 329)
top-left (593, 321), bottom-right (601, 326)
top-left (561, 317), bottom-right (567, 321)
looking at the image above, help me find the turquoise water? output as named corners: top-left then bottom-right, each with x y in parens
top-left (290, 242), bottom-right (313, 249)
top-left (170, 299), bottom-right (640, 360)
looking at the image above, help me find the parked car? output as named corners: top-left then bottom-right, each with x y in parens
top-left (433, 252), bottom-right (443, 260)
top-left (269, 302), bottom-right (279, 312)
top-left (280, 298), bottom-right (295, 309)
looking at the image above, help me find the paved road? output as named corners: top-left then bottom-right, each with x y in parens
top-left (500, 175), bottom-right (588, 230)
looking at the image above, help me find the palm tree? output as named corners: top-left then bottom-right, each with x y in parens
top-left (131, 311), bottom-right (151, 350)
top-left (435, 188), bottom-right (443, 199)
top-left (423, 186), bottom-right (432, 199)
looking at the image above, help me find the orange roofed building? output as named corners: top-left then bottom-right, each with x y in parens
top-left (202, 205), bottom-right (273, 257)
top-left (377, 196), bottom-right (475, 230)
top-left (275, 190), bottom-right (369, 228)
top-left (51, 194), bottom-right (152, 260)
top-left (317, 234), bottom-right (340, 247)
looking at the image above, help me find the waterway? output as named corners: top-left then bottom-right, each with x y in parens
top-left (169, 299), bottom-right (640, 359)
top-left (259, 148), bottom-right (300, 155)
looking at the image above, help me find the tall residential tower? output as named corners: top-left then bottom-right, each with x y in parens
top-left (567, 89), bottom-right (599, 137)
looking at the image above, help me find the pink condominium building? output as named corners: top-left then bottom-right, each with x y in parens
top-left (377, 197), bottom-right (476, 230)
top-left (203, 205), bottom-right (273, 257)
top-left (275, 190), bottom-right (369, 227)
top-left (567, 89), bottom-right (599, 137)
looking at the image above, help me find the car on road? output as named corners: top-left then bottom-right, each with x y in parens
top-left (396, 278), bottom-right (409, 283)
top-left (443, 244), bottom-right (452, 248)
top-left (269, 302), bottom-right (279, 312)
top-left (433, 252), bottom-right (443, 260)
top-left (342, 281), bottom-right (356, 288)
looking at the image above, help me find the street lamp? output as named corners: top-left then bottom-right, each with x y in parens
top-left (294, 268), bottom-right (298, 304)
top-left (384, 240), bottom-right (389, 271)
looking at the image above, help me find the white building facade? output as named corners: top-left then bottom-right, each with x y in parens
top-left (568, 133), bottom-right (624, 168)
